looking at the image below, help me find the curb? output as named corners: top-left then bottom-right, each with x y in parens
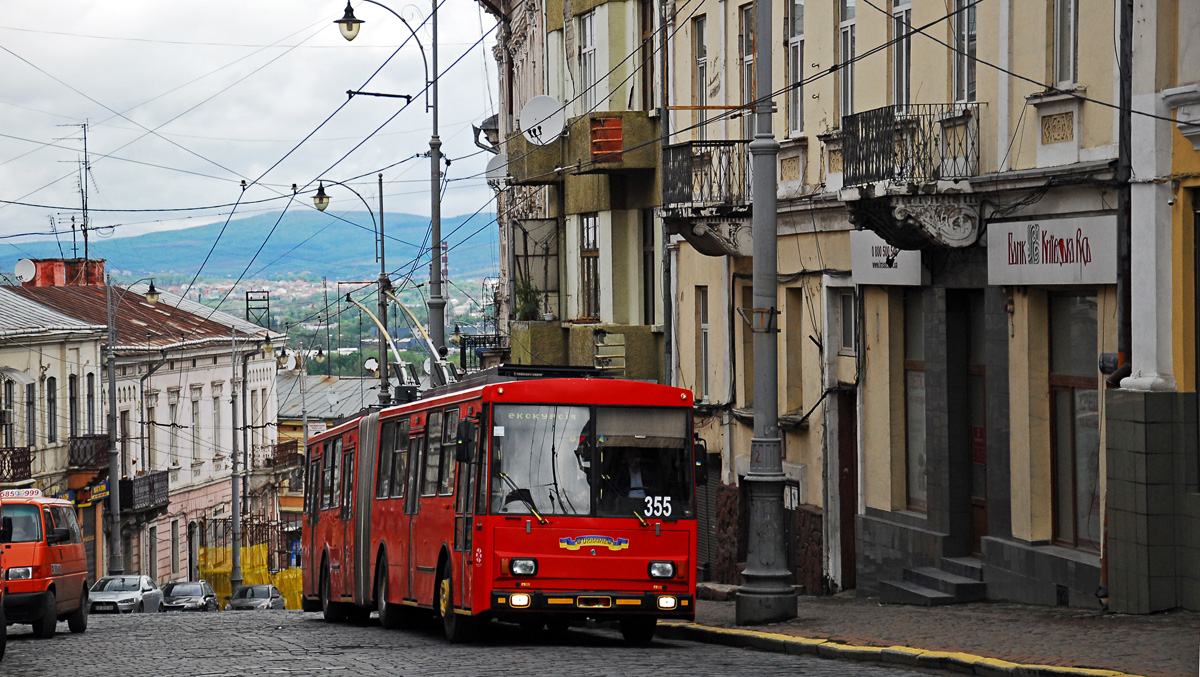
top-left (656, 622), bottom-right (1145, 677)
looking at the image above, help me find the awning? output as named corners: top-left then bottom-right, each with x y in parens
top-left (0, 367), bottom-right (36, 386)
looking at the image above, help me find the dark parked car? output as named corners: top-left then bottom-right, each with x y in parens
top-left (226, 585), bottom-right (286, 611)
top-left (161, 581), bottom-right (219, 612)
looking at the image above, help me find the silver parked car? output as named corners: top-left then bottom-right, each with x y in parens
top-left (225, 584), bottom-right (287, 611)
top-left (90, 575), bottom-right (163, 614)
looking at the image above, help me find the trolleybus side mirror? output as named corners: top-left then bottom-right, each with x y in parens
top-left (0, 515), bottom-right (11, 543)
top-left (693, 434), bottom-right (709, 486)
top-left (455, 419), bottom-right (476, 463)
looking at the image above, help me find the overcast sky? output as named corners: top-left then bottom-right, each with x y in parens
top-left (0, 0), bottom-right (499, 251)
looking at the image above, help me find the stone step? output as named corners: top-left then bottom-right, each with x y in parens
top-left (941, 556), bottom-right (984, 581)
top-left (905, 567), bottom-right (987, 602)
top-left (878, 579), bottom-right (955, 606)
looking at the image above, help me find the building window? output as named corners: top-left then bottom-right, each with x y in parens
top-left (839, 291), bottom-right (856, 355)
top-left (120, 409), bottom-right (131, 475)
top-left (893, 0), bottom-right (911, 108)
top-left (1054, 0), bottom-right (1078, 87)
top-left (212, 394), bottom-right (221, 457)
top-left (739, 4), bottom-right (756, 139)
top-left (579, 10), bottom-right (597, 112)
top-left (86, 373), bottom-right (95, 434)
top-left (788, 0), bottom-right (804, 134)
top-left (46, 377), bottom-right (57, 443)
top-left (696, 286), bottom-right (710, 402)
top-left (147, 405), bottom-right (158, 469)
top-left (839, 0), bottom-right (856, 119)
top-left (250, 389), bottom-right (261, 450)
top-left (904, 288), bottom-right (926, 511)
top-left (4, 380), bottom-right (13, 446)
top-left (191, 392), bottom-right (202, 463)
top-left (953, 0), bottom-right (977, 103)
top-left (26, 383), bottom-right (36, 447)
top-left (169, 402), bottom-right (179, 466)
top-left (641, 0), bottom-right (657, 110)
top-left (694, 15), bottom-right (708, 140)
top-left (148, 525), bottom-right (158, 580)
top-left (170, 519), bottom-right (180, 574)
top-left (1049, 292), bottom-right (1100, 553)
top-left (642, 211), bottom-right (656, 325)
top-left (68, 375), bottom-right (78, 438)
top-left (580, 214), bottom-right (601, 320)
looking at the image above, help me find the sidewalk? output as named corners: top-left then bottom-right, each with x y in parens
top-left (655, 586), bottom-right (1199, 677)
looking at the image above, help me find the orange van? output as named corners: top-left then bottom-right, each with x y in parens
top-left (0, 488), bottom-right (89, 638)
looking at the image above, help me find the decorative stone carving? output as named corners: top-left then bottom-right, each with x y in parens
top-left (1163, 84), bottom-right (1200, 151)
top-left (848, 193), bottom-right (980, 250)
top-left (666, 217), bottom-right (752, 257)
top-left (1040, 111), bottom-right (1074, 144)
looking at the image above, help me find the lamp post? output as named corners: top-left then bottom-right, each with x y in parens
top-left (335, 0), bottom-right (446, 353)
top-left (104, 276), bottom-right (159, 576)
top-left (313, 175), bottom-right (391, 407)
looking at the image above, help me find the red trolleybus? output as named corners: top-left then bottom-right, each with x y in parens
top-left (301, 374), bottom-right (704, 643)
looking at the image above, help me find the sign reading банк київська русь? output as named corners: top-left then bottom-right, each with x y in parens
top-left (987, 215), bottom-right (1117, 286)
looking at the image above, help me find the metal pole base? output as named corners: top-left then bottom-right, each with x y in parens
top-left (735, 588), bottom-right (798, 626)
top-left (735, 441), bottom-right (797, 626)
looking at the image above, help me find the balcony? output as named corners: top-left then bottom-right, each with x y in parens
top-left (119, 470), bottom-right (169, 513)
top-left (458, 333), bottom-right (505, 373)
top-left (253, 439), bottom-right (302, 470)
top-left (0, 447), bottom-right (32, 483)
top-left (841, 104), bottom-right (982, 249)
top-left (660, 140), bottom-right (753, 257)
top-left (505, 111), bottom-right (660, 186)
top-left (68, 434), bottom-right (110, 469)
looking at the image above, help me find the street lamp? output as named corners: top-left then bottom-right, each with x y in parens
top-left (104, 276), bottom-right (158, 576)
top-left (334, 0), bottom-right (446, 354)
top-left (311, 175), bottom-right (391, 406)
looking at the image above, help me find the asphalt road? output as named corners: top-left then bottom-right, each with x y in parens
top-left (1, 610), bottom-right (947, 676)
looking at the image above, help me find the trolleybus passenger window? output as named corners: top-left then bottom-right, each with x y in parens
top-left (440, 409), bottom-right (458, 496)
top-left (422, 412), bottom-right (442, 496)
top-left (376, 421), bottom-right (395, 499)
top-left (322, 444), bottom-right (335, 510)
top-left (330, 437), bottom-right (343, 510)
top-left (390, 420), bottom-right (410, 499)
top-left (456, 419), bottom-right (477, 513)
top-left (341, 449), bottom-right (355, 519)
top-left (406, 435), bottom-right (424, 513)
top-left (475, 407), bottom-right (489, 515)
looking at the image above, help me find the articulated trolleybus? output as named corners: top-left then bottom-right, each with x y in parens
top-left (301, 374), bottom-right (706, 643)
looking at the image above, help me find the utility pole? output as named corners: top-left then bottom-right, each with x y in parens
top-left (659, 0), bottom-right (673, 386)
top-left (229, 330), bottom-right (243, 595)
top-left (426, 0), bottom-right (447, 354)
top-left (735, 0), bottom-right (796, 625)
top-left (104, 277), bottom-right (124, 576)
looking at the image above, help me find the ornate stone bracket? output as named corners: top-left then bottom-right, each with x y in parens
top-left (848, 193), bottom-right (980, 250)
top-left (1163, 84), bottom-right (1200, 151)
top-left (665, 216), bottom-right (752, 257)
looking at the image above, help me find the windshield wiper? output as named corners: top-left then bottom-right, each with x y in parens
top-left (600, 473), bottom-right (649, 527)
top-left (498, 473), bottom-right (548, 524)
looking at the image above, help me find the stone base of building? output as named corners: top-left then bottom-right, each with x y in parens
top-left (855, 511), bottom-right (946, 599)
top-left (980, 536), bottom-right (1101, 608)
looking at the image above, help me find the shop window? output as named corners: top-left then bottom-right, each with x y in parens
top-left (904, 288), bottom-right (927, 511)
top-left (1049, 292), bottom-right (1100, 552)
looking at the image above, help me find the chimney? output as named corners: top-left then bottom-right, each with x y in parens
top-left (22, 258), bottom-right (106, 287)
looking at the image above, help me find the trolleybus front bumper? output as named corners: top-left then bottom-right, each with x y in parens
top-left (490, 590), bottom-right (694, 620)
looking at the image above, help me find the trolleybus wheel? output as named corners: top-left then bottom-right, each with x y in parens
top-left (619, 617), bottom-right (657, 645)
top-left (376, 557), bottom-right (401, 629)
top-left (320, 560), bottom-right (347, 623)
top-left (438, 565), bottom-right (472, 643)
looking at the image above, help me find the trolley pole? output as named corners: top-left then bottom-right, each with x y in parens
top-left (735, 0), bottom-right (796, 625)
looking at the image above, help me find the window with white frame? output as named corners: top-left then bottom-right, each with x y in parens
top-left (46, 377), bottom-right (57, 443)
top-left (579, 10), bottom-right (597, 112)
top-left (4, 380), bottom-right (13, 446)
top-left (580, 213), bottom-right (600, 319)
top-left (147, 403), bottom-right (157, 469)
top-left (839, 290), bottom-right (856, 355)
top-left (694, 16), bottom-right (708, 140)
top-left (739, 4), bottom-right (756, 139)
top-left (25, 383), bottom-right (35, 447)
top-left (953, 0), bottom-right (977, 103)
top-left (212, 392), bottom-right (221, 457)
top-left (839, 0), bottom-right (856, 119)
top-left (1054, 0), bottom-right (1078, 87)
top-left (893, 0), bottom-right (911, 108)
top-left (788, 0), bottom-right (805, 134)
top-left (86, 373), bottom-right (95, 434)
top-left (696, 286), bottom-right (710, 401)
top-left (68, 374), bottom-right (78, 438)
top-left (120, 409), bottom-right (131, 475)
top-left (169, 401), bottom-right (179, 466)
top-left (191, 388), bottom-right (202, 463)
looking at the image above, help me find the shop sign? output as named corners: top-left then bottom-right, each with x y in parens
top-left (91, 481), bottom-right (110, 500)
top-left (850, 230), bottom-right (925, 286)
top-left (308, 421), bottom-right (327, 435)
top-left (988, 215), bottom-right (1117, 285)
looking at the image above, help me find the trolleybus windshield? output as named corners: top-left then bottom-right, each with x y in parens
top-left (489, 405), bottom-right (693, 519)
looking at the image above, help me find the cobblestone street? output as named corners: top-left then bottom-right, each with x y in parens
top-left (1, 611), bottom-right (936, 676)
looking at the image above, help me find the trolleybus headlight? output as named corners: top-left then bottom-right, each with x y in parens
top-left (510, 558), bottom-right (538, 576)
top-left (657, 595), bottom-right (678, 610)
top-left (648, 561), bottom-right (675, 579)
top-left (509, 593), bottom-right (531, 608)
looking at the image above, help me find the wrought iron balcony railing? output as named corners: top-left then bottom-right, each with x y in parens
top-left (253, 439), bottom-right (302, 469)
top-left (119, 470), bottom-right (169, 512)
top-left (458, 333), bottom-right (505, 373)
top-left (842, 104), bottom-right (980, 188)
top-left (661, 140), bottom-right (752, 214)
top-left (0, 447), bottom-right (32, 483)
top-left (68, 434), bottom-right (110, 469)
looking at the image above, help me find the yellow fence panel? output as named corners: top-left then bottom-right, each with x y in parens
top-left (271, 567), bottom-right (304, 611)
top-left (200, 545), bottom-right (303, 610)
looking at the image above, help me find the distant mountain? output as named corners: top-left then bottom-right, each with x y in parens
top-left (3, 210), bottom-right (499, 281)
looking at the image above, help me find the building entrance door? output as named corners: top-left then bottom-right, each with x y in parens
top-left (837, 390), bottom-right (857, 589)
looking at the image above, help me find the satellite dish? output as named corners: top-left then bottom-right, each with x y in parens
top-left (485, 154), bottom-right (509, 190)
top-left (14, 259), bottom-right (35, 282)
top-left (326, 390), bottom-right (340, 407)
top-left (519, 95), bottom-right (565, 146)
top-left (284, 354), bottom-right (297, 372)
top-left (364, 357), bottom-right (380, 374)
